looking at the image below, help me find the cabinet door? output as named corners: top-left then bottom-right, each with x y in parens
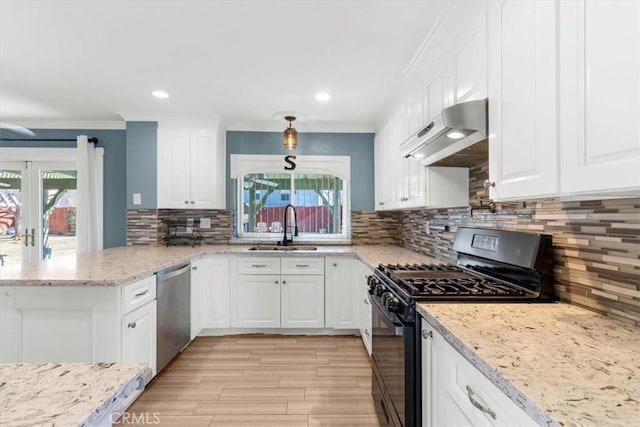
top-left (237, 275), bottom-right (280, 328)
top-left (190, 126), bottom-right (221, 208)
top-left (406, 156), bottom-right (426, 207)
top-left (451, 1), bottom-right (488, 104)
top-left (359, 263), bottom-right (373, 356)
top-left (406, 83), bottom-right (424, 137)
top-left (200, 256), bottom-right (231, 329)
top-left (424, 63), bottom-right (452, 124)
top-left (375, 124), bottom-right (394, 210)
top-left (122, 301), bottom-right (157, 377)
top-left (157, 124), bottom-right (191, 208)
top-left (325, 257), bottom-right (360, 329)
top-left (488, 0), bottom-right (558, 200)
top-left (281, 275), bottom-right (324, 328)
top-left (559, 0), bottom-right (640, 195)
top-left (421, 319), bottom-right (435, 427)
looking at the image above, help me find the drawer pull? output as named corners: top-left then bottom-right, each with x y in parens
top-left (134, 289), bottom-right (149, 298)
top-left (128, 322), bottom-right (137, 329)
top-left (333, 262), bottom-right (338, 267)
top-left (421, 329), bottom-right (432, 339)
top-left (364, 329), bottom-right (370, 336)
top-left (295, 264), bottom-right (310, 268)
top-left (466, 385), bottom-right (497, 420)
top-left (252, 264), bottom-right (267, 268)
top-left (363, 298), bottom-right (369, 305)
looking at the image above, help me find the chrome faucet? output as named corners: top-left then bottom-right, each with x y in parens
top-left (280, 204), bottom-right (298, 246)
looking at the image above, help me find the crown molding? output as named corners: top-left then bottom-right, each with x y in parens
top-left (12, 120), bottom-right (126, 130)
top-left (226, 121), bottom-right (375, 133)
top-left (117, 112), bottom-right (221, 123)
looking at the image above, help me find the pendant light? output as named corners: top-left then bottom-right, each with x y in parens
top-left (283, 116), bottom-right (297, 150)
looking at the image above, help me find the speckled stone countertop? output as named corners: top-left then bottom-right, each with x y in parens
top-left (0, 362), bottom-right (145, 427)
top-left (0, 244), bottom-right (436, 286)
top-left (417, 303), bottom-right (640, 427)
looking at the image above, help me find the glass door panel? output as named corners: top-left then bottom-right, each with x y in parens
top-left (41, 169), bottom-right (77, 260)
top-left (0, 164), bottom-right (28, 267)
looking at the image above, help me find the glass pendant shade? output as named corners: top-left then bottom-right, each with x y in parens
top-left (283, 116), bottom-right (297, 150)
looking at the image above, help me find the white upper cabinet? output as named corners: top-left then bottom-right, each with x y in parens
top-left (559, 0), bottom-right (640, 196)
top-left (423, 61), bottom-right (452, 126)
top-left (406, 82), bottom-right (424, 138)
top-left (157, 120), bottom-right (225, 209)
top-left (487, 0), bottom-right (559, 200)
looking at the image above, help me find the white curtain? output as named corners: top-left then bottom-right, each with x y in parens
top-left (76, 135), bottom-right (104, 254)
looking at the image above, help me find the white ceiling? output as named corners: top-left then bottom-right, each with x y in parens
top-left (0, 0), bottom-right (449, 131)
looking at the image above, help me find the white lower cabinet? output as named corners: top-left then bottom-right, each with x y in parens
top-left (0, 276), bottom-right (158, 381)
top-left (421, 317), bottom-right (537, 427)
top-left (325, 257), bottom-right (360, 329)
top-left (196, 256), bottom-right (231, 332)
top-left (236, 257), bottom-right (324, 328)
top-left (359, 262), bottom-right (373, 356)
top-left (122, 301), bottom-right (157, 377)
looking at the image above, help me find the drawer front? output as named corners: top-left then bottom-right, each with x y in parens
top-left (281, 257), bottom-right (325, 275)
top-left (122, 275), bottom-right (157, 315)
top-left (238, 257), bottom-right (281, 275)
top-left (441, 336), bottom-right (537, 427)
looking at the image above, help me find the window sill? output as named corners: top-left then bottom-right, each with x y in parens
top-left (229, 236), bottom-right (352, 246)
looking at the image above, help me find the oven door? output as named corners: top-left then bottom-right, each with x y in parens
top-left (371, 298), bottom-right (414, 427)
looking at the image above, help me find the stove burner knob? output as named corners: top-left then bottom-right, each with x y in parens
top-left (387, 297), bottom-right (401, 314)
top-left (367, 277), bottom-right (380, 294)
top-left (375, 284), bottom-right (387, 297)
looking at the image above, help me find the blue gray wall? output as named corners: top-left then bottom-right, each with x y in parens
top-left (226, 131), bottom-right (375, 211)
top-left (125, 122), bottom-right (157, 209)
top-left (0, 128), bottom-right (127, 248)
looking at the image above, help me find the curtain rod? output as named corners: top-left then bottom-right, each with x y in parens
top-left (0, 137), bottom-right (99, 143)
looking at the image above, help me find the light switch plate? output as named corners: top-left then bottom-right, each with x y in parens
top-left (133, 193), bottom-right (142, 205)
top-left (200, 218), bottom-right (211, 229)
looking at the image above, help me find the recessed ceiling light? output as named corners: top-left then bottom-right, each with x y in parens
top-left (315, 92), bottom-right (331, 102)
top-left (152, 90), bottom-right (169, 99)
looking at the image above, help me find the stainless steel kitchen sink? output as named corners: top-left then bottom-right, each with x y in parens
top-left (247, 245), bottom-right (318, 251)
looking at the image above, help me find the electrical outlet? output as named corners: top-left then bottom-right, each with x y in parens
top-left (425, 221), bottom-right (430, 235)
top-left (200, 218), bottom-right (211, 229)
top-left (132, 193), bottom-right (142, 205)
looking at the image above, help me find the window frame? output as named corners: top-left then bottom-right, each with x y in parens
top-left (230, 154), bottom-right (350, 242)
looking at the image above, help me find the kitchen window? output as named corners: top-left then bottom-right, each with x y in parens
top-left (230, 155), bottom-right (350, 241)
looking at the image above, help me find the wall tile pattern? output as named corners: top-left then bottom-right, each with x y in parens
top-left (157, 209), bottom-right (232, 245)
top-left (125, 209), bottom-right (160, 246)
top-left (351, 211), bottom-right (401, 245)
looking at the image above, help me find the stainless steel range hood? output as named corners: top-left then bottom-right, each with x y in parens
top-left (399, 99), bottom-right (488, 167)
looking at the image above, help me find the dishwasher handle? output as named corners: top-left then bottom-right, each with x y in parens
top-left (157, 264), bottom-right (191, 281)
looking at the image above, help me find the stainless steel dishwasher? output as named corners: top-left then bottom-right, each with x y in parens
top-left (156, 263), bottom-right (191, 373)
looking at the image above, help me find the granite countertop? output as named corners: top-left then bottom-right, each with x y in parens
top-left (417, 303), bottom-right (640, 427)
top-left (0, 362), bottom-right (145, 427)
top-left (0, 244), bottom-right (437, 286)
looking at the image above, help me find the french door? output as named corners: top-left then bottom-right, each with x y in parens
top-left (0, 150), bottom-right (77, 266)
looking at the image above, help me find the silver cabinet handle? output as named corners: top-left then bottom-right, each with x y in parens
top-left (252, 264), bottom-right (267, 268)
top-left (274, 280), bottom-right (279, 284)
top-left (24, 229), bottom-right (29, 247)
top-left (363, 298), bottom-right (369, 305)
top-left (295, 264), bottom-right (310, 268)
top-left (379, 202), bottom-right (385, 206)
top-left (184, 201), bottom-right (189, 204)
top-left (421, 329), bottom-right (433, 339)
top-left (134, 289), bottom-right (149, 298)
top-left (364, 329), bottom-right (370, 336)
top-left (31, 228), bottom-right (35, 247)
top-left (128, 322), bottom-right (137, 329)
top-left (466, 385), bottom-right (497, 420)
top-left (191, 201), bottom-right (195, 204)
top-left (333, 262), bottom-right (338, 267)
top-left (483, 179), bottom-right (496, 189)
top-left (192, 266), bottom-right (198, 271)
top-left (282, 280), bottom-right (287, 285)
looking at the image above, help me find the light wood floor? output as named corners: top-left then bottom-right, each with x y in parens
top-left (124, 334), bottom-right (382, 427)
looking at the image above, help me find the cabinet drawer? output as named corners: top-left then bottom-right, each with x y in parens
top-left (237, 257), bottom-right (281, 275)
top-left (281, 257), bottom-right (325, 275)
top-left (441, 337), bottom-right (537, 427)
top-left (122, 276), bottom-right (156, 315)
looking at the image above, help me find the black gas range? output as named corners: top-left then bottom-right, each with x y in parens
top-left (368, 227), bottom-right (554, 427)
